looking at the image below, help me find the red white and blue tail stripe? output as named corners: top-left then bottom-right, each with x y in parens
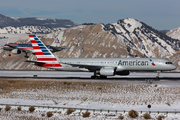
top-left (29, 35), bottom-right (62, 67)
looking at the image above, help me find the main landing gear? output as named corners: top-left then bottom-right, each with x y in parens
top-left (91, 71), bottom-right (107, 79)
top-left (9, 51), bottom-right (11, 56)
top-left (24, 53), bottom-right (29, 58)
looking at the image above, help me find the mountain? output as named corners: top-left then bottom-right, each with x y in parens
top-left (0, 14), bottom-right (77, 28)
top-left (102, 18), bottom-right (179, 58)
top-left (0, 18), bottom-right (180, 71)
top-left (166, 27), bottom-right (180, 40)
top-left (0, 14), bottom-right (77, 34)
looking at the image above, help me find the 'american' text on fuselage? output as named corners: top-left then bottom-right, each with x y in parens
top-left (118, 60), bottom-right (148, 66)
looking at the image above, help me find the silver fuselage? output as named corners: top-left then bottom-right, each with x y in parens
top-left (48, 58), bottom-right (176, 72)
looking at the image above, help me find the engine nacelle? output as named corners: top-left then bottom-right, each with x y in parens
top-left (116, 71), bottom-right (130, 76)
top-left (100, 68), bottom-right (115, 76)
top-left (12, 49), bottom-right (21, 54)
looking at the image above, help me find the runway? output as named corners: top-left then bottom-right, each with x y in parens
top-left (0, 70), bottom-right (180, 79)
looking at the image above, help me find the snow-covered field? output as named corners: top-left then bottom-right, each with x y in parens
top-left (0, 78), bottom-right (180, 119)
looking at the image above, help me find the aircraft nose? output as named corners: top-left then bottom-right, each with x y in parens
top-left (172, 64), bottom-right (177, 70)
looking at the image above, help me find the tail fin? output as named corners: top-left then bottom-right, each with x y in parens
top-left (29, 35), bottom-right (62, 67)
top-left (50, 31), bottom-right (64, 47)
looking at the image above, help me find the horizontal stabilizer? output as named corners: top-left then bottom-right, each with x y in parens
top-left (49, 46), bottom-right (68, 52)
top-left (25, 60), bottom-right (46, 66)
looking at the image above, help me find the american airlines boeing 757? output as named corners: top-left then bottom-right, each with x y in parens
top-left (26, 35), bottom-right (176, 80)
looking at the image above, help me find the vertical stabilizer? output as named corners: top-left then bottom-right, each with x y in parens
top-left (51, 31), bottom-right (64, 47)
top-left (29, 35), bottom-right (62, 68)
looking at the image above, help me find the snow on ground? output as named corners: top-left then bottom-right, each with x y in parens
top-left (0, 78), bottom-right (180, 119)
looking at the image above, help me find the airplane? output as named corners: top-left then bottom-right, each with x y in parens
top-left (26, 34), bottom-right (177, 82)
top-left (2, 31), bottom-right (66, 58)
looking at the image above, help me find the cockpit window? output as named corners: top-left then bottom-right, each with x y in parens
top-left (166, 62), bottom-right (172, 64)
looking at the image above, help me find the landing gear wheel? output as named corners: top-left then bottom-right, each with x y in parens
top-left (156, 71), bottom-right (160, 80)
top-left (8, 51), bottom-right (11, 56)
top-left (24, 52), bottom-right (29, 58)
top-left (146, 79), bottom-right (153, 84)
top-left (99, 75), bottom-right (107, 79)
top-left (91, 71), bottom-right (99, 79)
top-left (91, 76), bottom-right (95, 79)
top-left (91, 76), bottom-right (98, 79)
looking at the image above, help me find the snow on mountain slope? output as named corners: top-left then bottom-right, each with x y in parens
top-left (0, 26), bottom-right (61, 34)
top-left (103, 18), bottom-right (179, 58)
top-left (166, 27), bottom-right (180, 40)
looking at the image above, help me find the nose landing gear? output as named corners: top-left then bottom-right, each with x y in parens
top-left (156, 71), bottom-right (160, 79)
top-left (146, 79), bottom-right (153, 84)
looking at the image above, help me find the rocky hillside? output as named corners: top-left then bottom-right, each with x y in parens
top-left (0, 18), bottom-right (180, 71)
top-left (166, 27), bottom-right (180, 40)
top-left (57, 18), bottom-right (179, 58)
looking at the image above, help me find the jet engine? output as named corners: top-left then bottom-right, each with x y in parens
top-left (100, 67), bottom-right (116, 76)
top-left (116, 71), bottom-right (130, 76)
top-left (12, 49), bottom-right (21, 54)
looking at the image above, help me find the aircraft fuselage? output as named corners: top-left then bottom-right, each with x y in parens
top-left (45, 58), bottom-right (176, 72)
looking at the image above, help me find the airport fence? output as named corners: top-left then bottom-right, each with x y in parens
top-left (0, 103), bottom-right (180, 114)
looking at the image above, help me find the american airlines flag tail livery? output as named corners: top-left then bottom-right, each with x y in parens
top-left (50, 31), bottom-right (64, 47)
top-left (27, 35), bottom-right (177, 82)
top-left (29, 35), bottom-right (62, 69)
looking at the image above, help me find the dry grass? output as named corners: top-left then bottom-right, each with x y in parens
top-left (82, 111), bottom-right (90, 117)
top-left (47, 111), bottom-right (53, 117)
top-left (5, 105), bottom-right (11, 111)
top-left (157, 115), bottom-right (165, 120)
top-left (66, 108), bottom-right (74, 115)
top-left (29, 106), bottom-right (35, 112)
top-left (17, 106), bottom-right (21, 111)
top-left (143, 113), bottom-right (151, 119)
top-left (41, 113), bottom-right (45, 117)
top-left (128, 110), bottom-right (138, 118)
top-left (118, 114), bottom-right (124, 119)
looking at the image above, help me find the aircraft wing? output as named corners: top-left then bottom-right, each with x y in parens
top-left (63, 63), bottom-right (104, 70)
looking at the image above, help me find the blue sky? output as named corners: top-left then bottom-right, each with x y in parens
top-left (0, 0), bottom-right (180, 30)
